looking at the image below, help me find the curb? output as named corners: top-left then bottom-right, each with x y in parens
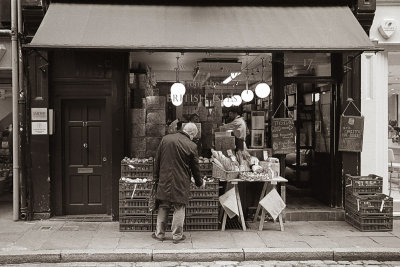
top-left (1, 248), bottom-right (400, 264)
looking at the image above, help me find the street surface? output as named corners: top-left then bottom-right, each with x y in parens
top-left (3, 261), bottom-right (400, 266)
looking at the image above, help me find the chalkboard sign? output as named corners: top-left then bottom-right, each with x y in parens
top-left (338, 115), bottom-right (364, 152)
top-left (271, 118), bottom-right (296, 154)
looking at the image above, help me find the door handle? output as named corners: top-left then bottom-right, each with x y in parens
top-left (83, 143), bottom-right (88, 149)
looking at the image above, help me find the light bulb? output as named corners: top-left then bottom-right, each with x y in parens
top-left (171, 82), bottom-right (186, 95)
top-left (172, 94), bottom-right (183, 106)
top-left (223, 97), bottom-right (233, 107)
top-left (255, 82), bottom-right (270, 98)
top-left (241, 90), bottom-right (254, 102)
top-left (232, 95), bottom-right (242, 106)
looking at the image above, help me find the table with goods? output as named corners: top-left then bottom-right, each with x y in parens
top-left (118, 147), bottom-right (288, 232)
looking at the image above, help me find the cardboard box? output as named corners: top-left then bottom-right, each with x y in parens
top-left (146, 124), bottom-right (166, 137)
top-left (146, 109), bottom-right (166, 124)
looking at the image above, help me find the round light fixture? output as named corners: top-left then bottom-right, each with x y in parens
top-left (255, 82), bottom-right (271, 98)
top-left (171, 94), bottom-right (183, 106)
top-left (170, 82), bottom-right (186, 95)
top-left (232, 95), bottom-right (242, 106)
top-left (223, 97), bottom-right (233, 107)
top-left (241, 90), bottom-right (254, 102)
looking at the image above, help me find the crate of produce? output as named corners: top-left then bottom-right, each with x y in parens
top-left (345, 210), bottom-right (393, 232)
top-left (345, 174), bottom-right (383, 194)
top-left (119, 181), bottom-right (152, 199)
top-left (121, 157), bottom-right (154, 178)
top-left (186, 199), bottom-right (219, 216)
top-left (212, 163), bottom-right (239, 181)
top-left (345, 193), bottom-right (393, 216)
top-left (119, 199), bottom-right (149, 215)
top-left (190, 181), bottom-right (219, 199)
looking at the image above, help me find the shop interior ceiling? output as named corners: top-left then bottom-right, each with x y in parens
top-left (389, 52), bottom-right (400, 96)
top-left (130, 52), bottom-right (331, 94)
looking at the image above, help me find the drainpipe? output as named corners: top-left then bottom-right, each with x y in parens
top-left (17, 0), bottom-right (27, 221)
top-left (11, 0), bottom-right (20, 221)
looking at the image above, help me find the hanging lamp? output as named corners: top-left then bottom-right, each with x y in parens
top-left (255, 58), bottom-right (271, 99)
top-left (232, 95), bottom-right (242, 106)
top-left (223, 97), bottom-right (233, 107)
top-left (171, 56), bottom-right (185, 106)
top-left (241, 69), bottom-right (254, 102)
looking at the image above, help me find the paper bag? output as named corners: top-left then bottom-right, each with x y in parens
top-left (259, 188), bottom-right (286, 221)
top-left (219, 188), bottom-right (239, 219)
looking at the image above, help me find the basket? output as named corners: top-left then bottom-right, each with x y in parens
top-left (212, 163), bottom-right (239, 181)
top-left (345, 174), bottom-right (383, 194)
top-left (345, 193), bottom-right (393, 216)
top-left (345, 211), bottom-right (393, 232)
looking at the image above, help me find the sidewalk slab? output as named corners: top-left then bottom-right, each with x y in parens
top-left (152, 248), bottom-right (244, 262)
top-left (243, 248), bottom-right (333, 261)
top-left (333, 248), bottom-right (400, 261)
top-left (0, 250), bottom-right (61, 264)
top-left (60, 249), bottom-right (152, 262)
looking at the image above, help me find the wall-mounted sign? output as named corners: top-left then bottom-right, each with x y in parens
top-left (31, 121), bottom-right (48, 135)
top-left (271, 118), bottom-right (296, 154)
top-left (31, 108), bottom-right (48, 121)
top-left (378, 19), bottom-right (397, 39)
top-left (338, 115), bottom-right (364, 152)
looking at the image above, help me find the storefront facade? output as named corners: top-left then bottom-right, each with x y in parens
top-left (21, 0), bottom-right (376, 220)
top-left (364, 0), bottom-right (400, 214)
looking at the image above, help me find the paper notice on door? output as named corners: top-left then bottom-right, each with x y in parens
top-left (259, 188), bottom-right (286, 221)
top-left (219, 187), bottom-right (239, 219)
top-left (31, 121), bottom-right (48, 135)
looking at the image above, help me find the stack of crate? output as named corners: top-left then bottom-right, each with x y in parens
top-left (344, 174), bottom-right (393, 232)
top-left (186, 180), bottom-right (219, 231)
top-left (199, 160), bottom-right (213, 178)
top-left (119, 159), bottom-right (154, 232)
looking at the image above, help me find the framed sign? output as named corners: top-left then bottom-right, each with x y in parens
top-left (338, 115), bottom-right (364, 152)
top-left (271, 118), bottom-right (296, 154)
top-left (31, 108), bottom-right (47, 121)
top-left (31, 121), bottom-right (48, 135)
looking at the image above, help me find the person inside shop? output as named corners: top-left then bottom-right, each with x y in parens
top-left (224, 107), bottom-right (249, 151)
top-left (152, 122), bottom-right (205, 244)
top-left (189, 113), bottom-right (200, 123)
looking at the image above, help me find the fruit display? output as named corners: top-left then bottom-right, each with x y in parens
top-left (121, 157), bottom-right (154, 179)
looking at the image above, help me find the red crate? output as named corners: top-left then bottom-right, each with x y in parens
top-left (345, 174), bottom-right (383, 194)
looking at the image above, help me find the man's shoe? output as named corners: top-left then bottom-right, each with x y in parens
top-left (151, 233), bottom-right (164, 241)
top-left (172, 234), bottom-right (186, 244)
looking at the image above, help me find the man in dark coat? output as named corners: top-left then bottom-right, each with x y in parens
top-left (152, 123), bottom-right (204, 243)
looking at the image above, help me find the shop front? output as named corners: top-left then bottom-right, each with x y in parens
top-left (364, 0), bottom-right (400, 215)
top-left (24, 2), bottom-right (376, 220)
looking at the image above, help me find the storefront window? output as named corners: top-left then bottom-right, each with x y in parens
top-left (388, 51), bottom-right (400, 201)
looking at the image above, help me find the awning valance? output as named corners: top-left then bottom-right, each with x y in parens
top-left (28, 4), bottom-right (376, 52)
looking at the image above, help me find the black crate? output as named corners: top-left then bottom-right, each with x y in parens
top-left (345, 193), bottom-right (393, 216)
top-left (185, 216), bottom-right (218, 225)
top-left (345, 211), bottom-right (393, 232)
top-left (119, 199), bottom-right (150, 215)
top-left (121, 163), bottom-right (154, 178)
top-left (186, 199), bottom-right (219, 216)
top-left (190, 181), bottom-right (219, 199)
top-left (345, 174), bottom-right (383, 194)
top-left (185, 224), bottom-right (219, 231)
top-left (119, 181), bottom-right (152, 199)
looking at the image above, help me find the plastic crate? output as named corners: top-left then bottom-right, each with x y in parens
top-left (345, 193), bottom-right (393, 216)
top-left (185, 216), bottom-right (218, 225)
top-left (185, 224), bottom-right (219, 231)
top-left (186, 199), bottom-right (219, 216)
top-left (119, 199), bottom-right (150, 215)
top-left (119, 182), bottom-right (152, 199)
top-left (345, 211), bottom-right (393, 232)
top-left (190, 181), bottom-right (219, 199)
top-left (212, 163), bottom-right (239, 181)
top-left (119, 224), bottom-right (152, 232)
top-left (345, 174), bottom-right (383, 194)
top-left (121, 163), bottom-right (153, 178)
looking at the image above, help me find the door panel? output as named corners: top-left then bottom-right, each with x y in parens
top-left (63, 99), bottom-right (108, 214)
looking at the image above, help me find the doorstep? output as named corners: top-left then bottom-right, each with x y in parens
top-left (284, 208), bottom-right (345, 221)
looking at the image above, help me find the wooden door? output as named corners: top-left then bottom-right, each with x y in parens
top-left (62, 99), bottom-right (109, 214)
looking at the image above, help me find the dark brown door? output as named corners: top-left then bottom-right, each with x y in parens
top-left (62, 99), bottom-right (109, 214)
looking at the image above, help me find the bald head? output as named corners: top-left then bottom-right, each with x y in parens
top-left (182, 122), bottom-right (198, 140)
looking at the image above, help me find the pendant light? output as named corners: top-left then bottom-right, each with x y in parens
top-left (171, 56), bottom-right (185, 106)
top-left (223, 97), bottom-right (233, 107)
top-left (255, 58), bottom-right (271, 99)
top-left (232, 95), bottom-right (242, 106)
top-left (241, 70), bottom-right (254, 102)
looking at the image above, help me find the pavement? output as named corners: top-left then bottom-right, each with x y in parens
top-left (0, 201), bottom-right (400, 265)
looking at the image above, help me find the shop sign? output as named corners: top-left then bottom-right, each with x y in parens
top-left (31, 121), bottom-right (48, 135)
top-left (271, 118), bottom-right (296, 154)
top-left (31, 108), bottom-right (47, 121)
top-left (338, 115), bottom-right (364, 152)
